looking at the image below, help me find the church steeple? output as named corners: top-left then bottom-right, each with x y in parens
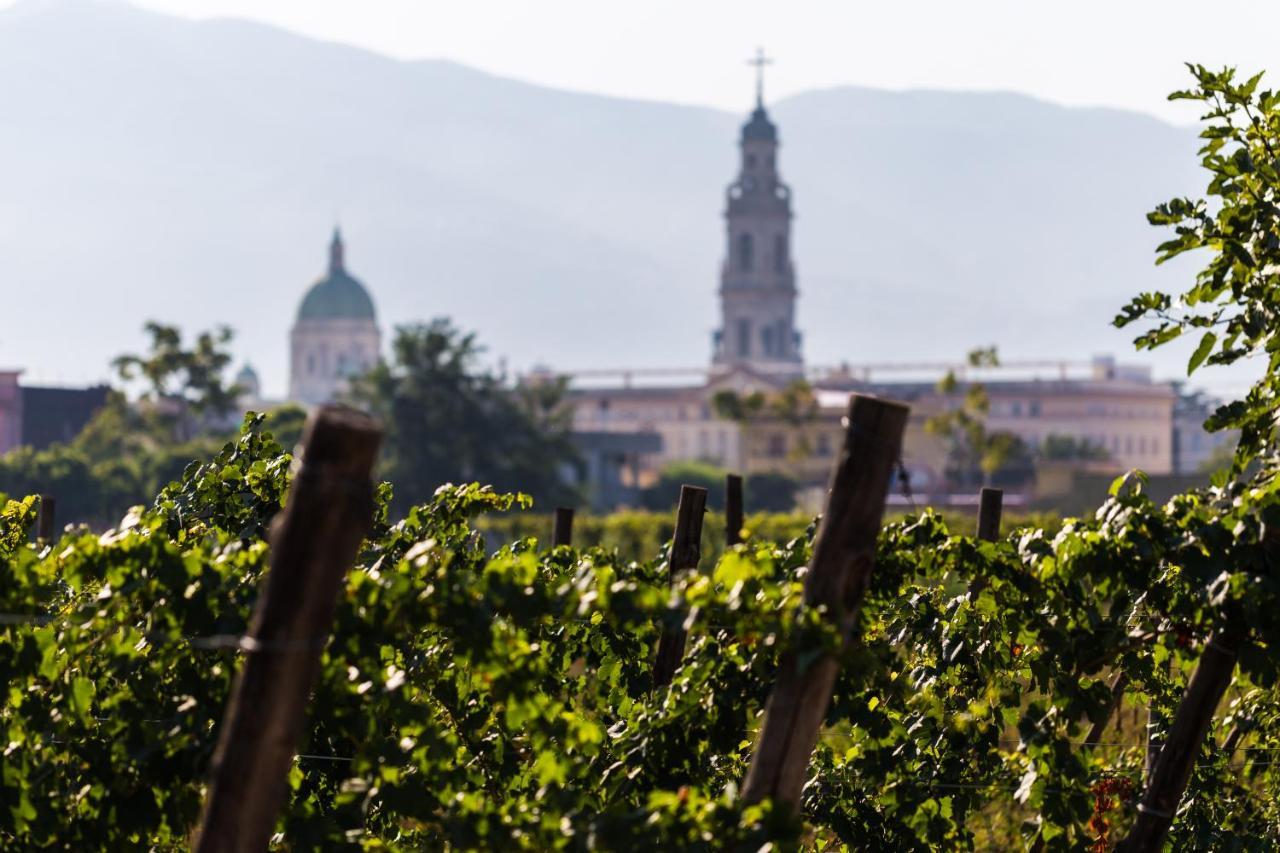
top-left (711, 51), bottom-right (802, 377)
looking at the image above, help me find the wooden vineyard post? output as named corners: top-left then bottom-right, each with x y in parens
top-left (651, 484), bottom-right (708, 689)
top-left (193, 406), bottom-right (382, 853)
top-left (1118, 629), bottom-right (1243, 852)
top-left (725, 474), bottom-right (744, 547)
top-left (742, 394), bottom-right (909, 809)
top-left (976, 487), bottom-right (1002, 542)
top-left (1086, 671), bottom-right (1130, 746)
top-left (1222, 720), bottom-right (1247, 760)
top-left (552, 506), bottom-right (574, 547)
top-left (970, 487), bottom-right (1002, 595)
top-left (36, 495), bottom-right (56, 542)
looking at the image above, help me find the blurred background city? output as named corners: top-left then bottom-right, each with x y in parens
top-left (0, 0), bottom-right (1270, 523)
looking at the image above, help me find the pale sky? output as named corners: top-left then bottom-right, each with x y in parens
top-left (44, 0), bottom-right (1280, 124)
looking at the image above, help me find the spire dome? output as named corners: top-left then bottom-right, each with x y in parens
top-left (296, 227), bottom-right (376, 321)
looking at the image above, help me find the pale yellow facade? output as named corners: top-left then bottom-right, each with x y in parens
top-left (568, 362), bottom-right (1177, 495)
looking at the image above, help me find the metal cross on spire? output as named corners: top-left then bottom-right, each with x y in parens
top-left (747, 47), bottom-right (773, 108)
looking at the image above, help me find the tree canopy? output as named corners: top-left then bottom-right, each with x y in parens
top-left (925, 348), bottom-right (1035, 488)
top-left (111, 322), bottom-right (240, 422)
top-left (1116, 65), bottom-right (1280, 474)
top-left (348, 319), bottom-right (579, 511)
top-left (0, 323), bottom-right (278, 527)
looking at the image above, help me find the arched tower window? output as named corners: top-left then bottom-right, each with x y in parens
top-left (761, 325), bottom-right (775, 357)
top-left (774, 234), bottom-right (788, 272)
top-left (737, 233), bottom-right (753, 271)
top-left (737, 318), bottom-right (751, 357)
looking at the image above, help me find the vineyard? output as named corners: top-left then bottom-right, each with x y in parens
top-left (2, 66), bottom-right (1280, 851)
top-left (0, 387), bottom-right (1275, 850)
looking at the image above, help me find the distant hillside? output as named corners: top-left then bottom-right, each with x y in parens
top-left (0, 0), bottom-right (1208, 395)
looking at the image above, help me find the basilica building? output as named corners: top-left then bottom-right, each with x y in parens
top-left (288, 228), bottom-right (382, 405)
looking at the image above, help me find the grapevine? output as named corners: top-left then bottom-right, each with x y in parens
top-left (0, 413), bottom-right (1278, 849)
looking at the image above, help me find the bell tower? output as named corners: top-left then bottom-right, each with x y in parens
top-left (712, 49), bottom-right (802, 378)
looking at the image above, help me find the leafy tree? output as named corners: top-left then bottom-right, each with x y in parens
top-left (713, 379), bottom-right (821, 464)
top-left (348, 319), bottom-right (579, 510)
top-left (0, 403), bottom-right (230, 528)
top-left (640, 460), bottom-right (728, 510)
top-left (1198, 438), bottom-right (1239, 475)
top-left (638, 462), bottom-right (799, 513)
top-left (1040, 434), bottom-right (1111, 462)
top-left (925, 348), bottom-right (1033, 487)
top-left (514, 372), bottom-right (576, 435)
top-left (712, 380), bottom-right (818, 429)
top-left (112, 322), bottom-right (240, 434)
top-left (745, 471), bottom-right (799, 512)
top-left (1115, 65), bottom-right (1280, 474)
top-left (262, 403), bottom-right (309, 450)
top-left (0, 323), bottom-right (247, 526)
top-left (710, 388), bottom-right (763, 423)
top-left (0, 445), bottom-right (141, 528)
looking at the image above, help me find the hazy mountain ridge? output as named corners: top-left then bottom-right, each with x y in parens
top-left (0, 0), bottom-right (1208, 394)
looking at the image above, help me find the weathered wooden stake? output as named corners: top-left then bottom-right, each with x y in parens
top-left (36, 495), bottom-right (56, 542)
top-left (1119, 629), bottom-right (1242, 852)
top-left (651, 484), bottom-right (708, 689)
top-left (976, 486), bottom-right (1002, 542)
top-left (1086, 671), bottom-right (1129, 746)
top-left (1221, 720), bottom-right (1247, 760)
top-left (552, 507), bottom-right (574, 547)
top-left (725, 474), bottom-right (744, 547)
top-left (742, 394), bottom-right (909, 809)
top-left (193, 406), bottom-right (382, 853)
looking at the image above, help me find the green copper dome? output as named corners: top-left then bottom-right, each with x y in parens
top-left (296, 229), bottom-right (377, 321)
